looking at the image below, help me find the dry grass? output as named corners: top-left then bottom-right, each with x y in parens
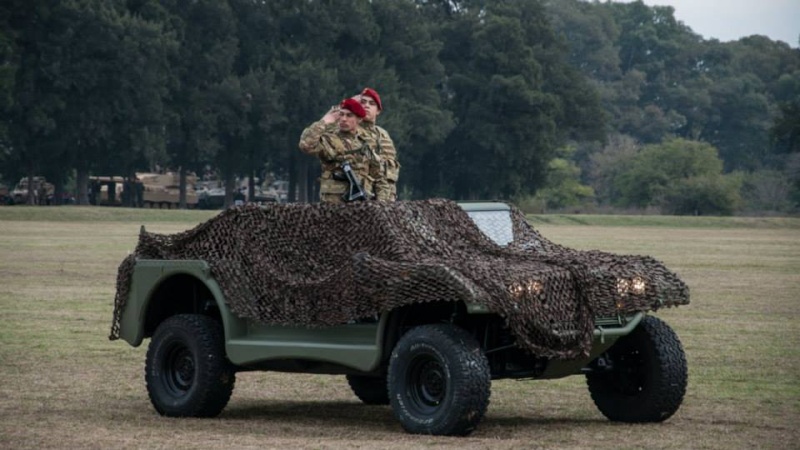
top-left (0, 208), bottom-right (798, 449)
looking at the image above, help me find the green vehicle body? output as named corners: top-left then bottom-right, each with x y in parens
top-left (117, 203), bottom-right (641, 379)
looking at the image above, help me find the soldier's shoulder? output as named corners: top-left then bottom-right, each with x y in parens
top-left (375, 125), bottom-right (393, 139)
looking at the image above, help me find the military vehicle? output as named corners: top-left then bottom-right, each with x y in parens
top-left (136, 172), bottom-right (198, 209)
top-left (11, 176), bottom-right (55, 205)
top-left (88, 176), bottom-right (128, 206)
top-left (111, 201), bottom-right (689, 436)
top-left (197, 185), bottom-right (279, 209)
top-left (88, 173), bottom-right (197, 208)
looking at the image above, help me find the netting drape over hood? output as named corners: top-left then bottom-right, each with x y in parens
top-left (111, 199), bottom-right (689, 359)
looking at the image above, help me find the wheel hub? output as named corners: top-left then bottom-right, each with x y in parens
top-left (409, 356), bottom-right (447, 409)
top-left (166, 347), bottom-right (195, 392)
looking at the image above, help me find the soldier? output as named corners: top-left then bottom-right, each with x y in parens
top-left (358, 88), bottom-right (400, 201)
top-left (299, 98), bottom-right (381, 204)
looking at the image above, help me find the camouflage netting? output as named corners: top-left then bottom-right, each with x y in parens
top-left (110, 199), bottom-right (689, 359)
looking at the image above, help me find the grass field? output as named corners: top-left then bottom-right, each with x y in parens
top-left (1, 206), bottom-right (798, 449)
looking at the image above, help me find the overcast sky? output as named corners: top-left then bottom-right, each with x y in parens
top-left (612, 0), bottom-right (799, 48)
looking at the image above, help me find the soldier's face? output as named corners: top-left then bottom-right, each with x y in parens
top-left (359, 95), bottom-right (381, 122)
top-left (338, 110), bottom-right (361, 133)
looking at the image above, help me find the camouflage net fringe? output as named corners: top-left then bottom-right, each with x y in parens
top-left (110, 199), bottom-right (689, 360)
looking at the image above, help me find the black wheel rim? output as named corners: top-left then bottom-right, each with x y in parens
top-left (162, 342), bottom-right (195, 396)
top-left (406, 353), bottom-right (447, 414)
top-left (609, 345), bottom-right (646, 395)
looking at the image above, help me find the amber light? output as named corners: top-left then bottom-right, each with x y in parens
top-left (508, 280), bottom-right (544, 298)
top-left (631, 276), bottom-right (646, 295)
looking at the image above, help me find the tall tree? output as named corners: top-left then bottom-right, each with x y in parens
top-left (3, 0), bottom-right (174, 204)
top-left (158, 0), bottom-right (238, 208)
top-left (370, 0), bottom-right (454, 198)
top-left (3, 0), bottom-right (65, 203)
top-left (430, 0), bottom-right (603, 199)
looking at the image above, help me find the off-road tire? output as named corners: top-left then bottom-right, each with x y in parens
top-left (145, 314), bottom-right (235, 417)
top-left (586, 315), bottom-right (687, 422)
top-left (346, 374), bottom-right (390, 405)
top-left (388, 324), bottom-right (491, 436)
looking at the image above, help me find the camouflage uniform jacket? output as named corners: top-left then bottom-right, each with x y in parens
top-left (360, 121), bottom-right (399, 202)
top-left (298, 120), bottom-right (381, 203)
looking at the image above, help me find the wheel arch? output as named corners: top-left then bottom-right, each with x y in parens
top-left (381, 300), bottom-right (483, 366)
top-left (119, 261), bottom-right (234, 347)
top-left (142, 273), bottom-right (225, 339)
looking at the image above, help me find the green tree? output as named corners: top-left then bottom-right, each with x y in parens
top-left (3, 0), bottom-right (65, 203)
top-left (533, 145), bottom-right (594, 211)
top-left (740, 169), bottom-right (795, 213)
top-left (771, 80), bottom-right (800, 156)
top-left (0, 12), bottom-right (17, 145)
top-left (543, 0), bottom-right (621, 82)
top-left (588, 133), bottom-right (640, 205)
top-left (705, 74), bottom-right (773, 171)
top-left (661, 174), bottom-right (742, 216)
top-left (3, 0), bottom-right (172, 204)
top-left (158, 0), bottom-right (238, 207)
top-left (614, 138), bottom-right (736, 214)
top-left (239, 69), bottom-right (283, 202)
top-left (430, 0), bottom-right (603, 199)
top-left (370, 0), bottom-right (454, 198)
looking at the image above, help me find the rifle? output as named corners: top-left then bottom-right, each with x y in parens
top-left (333, 162), bottom-right (370, 202)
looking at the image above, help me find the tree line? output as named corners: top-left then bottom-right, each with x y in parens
top-left (1, 0), bottom-right (798, 213)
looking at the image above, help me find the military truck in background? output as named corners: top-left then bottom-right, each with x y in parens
top-left (89, 172), bottom-right (198, 208)
top-left (137, 172), bottom-right (198, 209)
top-left (11, 176), bottom-right (55, 205)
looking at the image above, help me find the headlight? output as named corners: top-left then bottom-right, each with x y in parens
top-left (630, 276), bottom-right (646, 295)
top-left (616, 278), bottom-right (630, 295)
top-left (507, 279), bottom-right (543, 298)
top-left (617, 276), bottom-right (647, 296)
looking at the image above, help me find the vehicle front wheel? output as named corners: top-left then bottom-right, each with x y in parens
top-left (388, 324), bottom-right (490, 436)
top-left (586, 315), bottom-right (687, 422)
top-left (346, 374), bottom-right (390, 405)
top-left (145, 314), bottom-right (235, 417)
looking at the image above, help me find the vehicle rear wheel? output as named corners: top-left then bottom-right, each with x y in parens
top-left (145, 314), bottom-right (235, 417)
top-left (346, 374), bottom-right (390, 405)
top-left (388, 324), bottom-right (490, 436)
top-left (586, 315), bottom-right (687, 422)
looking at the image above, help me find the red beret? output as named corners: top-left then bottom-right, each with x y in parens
top-left (339, 98), bottom-right (366, 118)
top-left (361, 87), bottom-right (382, 110)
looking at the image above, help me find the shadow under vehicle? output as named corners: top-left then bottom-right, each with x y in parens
top-left (111, 201), bottom-right (689, 436)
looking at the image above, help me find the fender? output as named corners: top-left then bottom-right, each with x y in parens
top-left (117, 259), bottom-right (243, 347)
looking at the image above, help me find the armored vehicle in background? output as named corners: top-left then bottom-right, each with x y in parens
top-left (136, 172), bottom-right (198, 209)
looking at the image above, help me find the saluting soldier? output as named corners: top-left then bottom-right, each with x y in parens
top-left (299, 98), bottom-right (382, 204)
top-left (357, 88), bottom-right (400, 202)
